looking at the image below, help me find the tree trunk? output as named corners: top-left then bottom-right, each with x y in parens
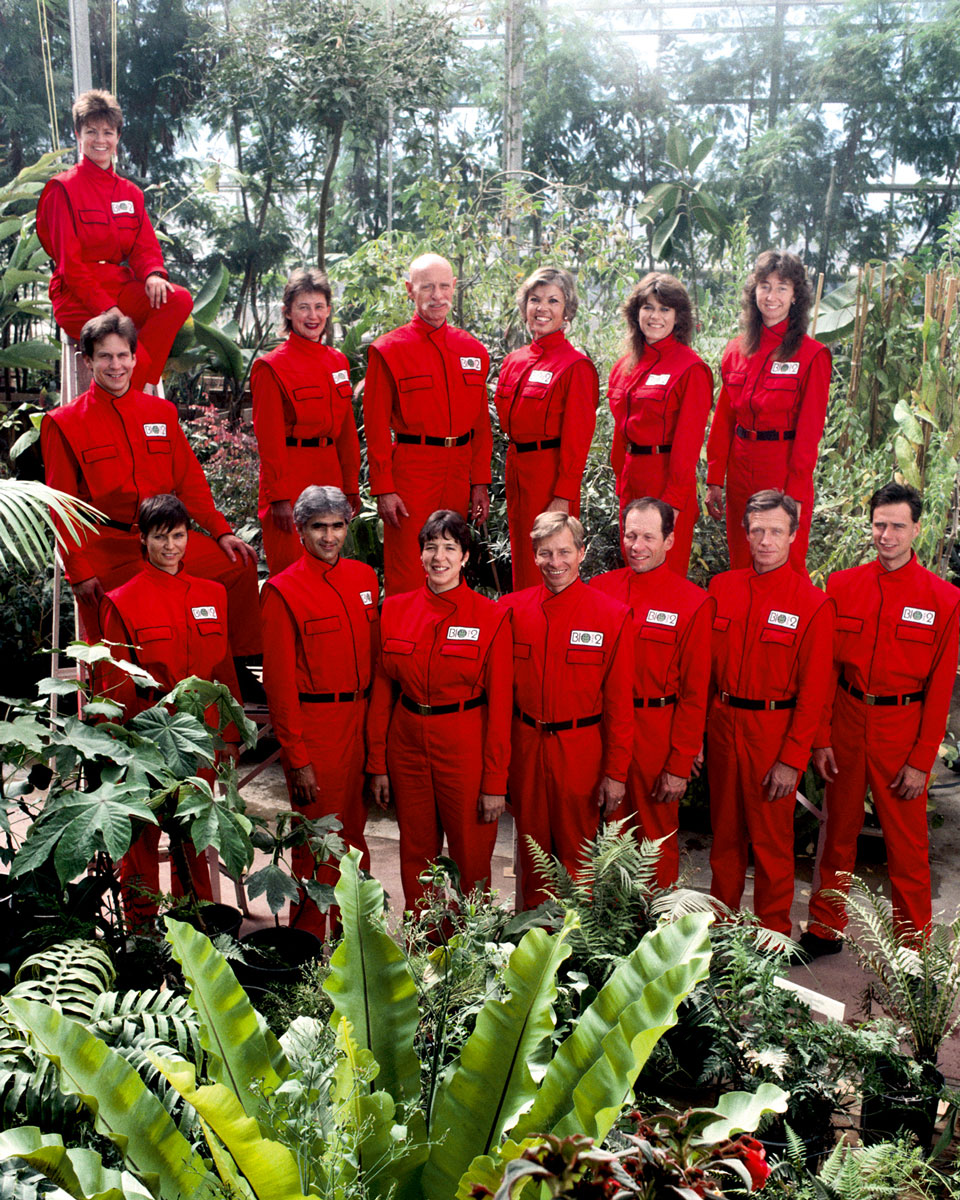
top-left (317, 120), bottom-right (344, 270)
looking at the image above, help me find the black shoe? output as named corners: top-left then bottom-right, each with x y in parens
top-left (799, 930), bottom-right (843, 959)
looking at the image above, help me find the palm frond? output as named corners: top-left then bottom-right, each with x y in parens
top-left (0, 480), bottom-right (103, 571)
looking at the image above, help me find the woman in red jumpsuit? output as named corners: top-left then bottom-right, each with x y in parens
top-left (706, 250), bottom-right (831, 572)
top-left (495, 266), bottom-right (598, 590)
top-left (98, 494), bottom-right (242, 928)
top-left (608, 273), bottom-right (713, 576)
top-left (251, 268), bottom-right (361, 575)
top-left (367, 510), bottom-right (513, 910)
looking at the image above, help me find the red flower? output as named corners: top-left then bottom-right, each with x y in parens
top-left (737, 1138), bottom-right (770, 1189)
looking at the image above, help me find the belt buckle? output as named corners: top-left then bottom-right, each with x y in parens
top-left (651, 445), bottom-right (662, 456)
top-left (443, 435), bottom-right (458, 447)
top-left (719, 690), bottom-right (730, 704)
top-left (415, 700), bottom-right (431, 715)
top-left (864, 693), bottom-right (877, 706)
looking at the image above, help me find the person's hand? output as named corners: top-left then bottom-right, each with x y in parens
top-left (891, 763), bottom-right (927, 801)
top-left (762, 759), bottom-right (798, 801)
top-left (290, 763), bottom-right (318, 807)
top-left (598, 775), bottom-right (626, 817)
top-left (145, 273), bottom-right (174, 308)
top-left (813, 747), bottom-right (838, 782)
top-left (378, 493), bottom-right (409, 529)
top-left (651, 770), bottom-right (687, 804)
top-left (346, 492), bottom-right (361, 517)
top-left (72, 576), bottom-right (105, 606)
top-left (369, 773), bottom-right (391, 809)
top-left (479, 793), bottom-right (506, 822)
top-left (217, 532), bottom-right (258, 565)
top-left (470, 483), bottom-right (490, 524)
top-left (690, 744), bottom-right (705, 779)
top-left (706, 484), bottom-right (724, 520)
top-left (794, 500), bottom-right (803, 524)
top-left (545, 496), bottom-right (570, 514)
top-left (104, 305), bottom-right (124, 320)
top-left (270, 500), bottom-right (295, 535)
top-left (672, 506), bottom-right (681, 523)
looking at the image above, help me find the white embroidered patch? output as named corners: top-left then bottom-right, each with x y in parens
top-left (332, 369), bottom-right (349, 385)
top-left (448, 626), bottom-right (480, 641)
top-left (770, 361), bottom-right (800, 375)
top-left (460, 356), bottom-right (482, 371)
top-left (111, 200), bottom-right (135, 215)
top-left (768, 610), bottom-right (799, 629)
top-left (529, 369), bottom-right (554, 384)
top-left (143, 423), bottom-right (167, 437)
top-left (646, 373), bottom-right (671, 386)
top-left (360, 590), bottom-right (374, 606)
top-left (570, 629), bottom-right (604, 647)
top-left (192, 606), bottom-right (218, 620)
top-left (901, 606), bottom-right (935, 626)
top-left (646, 609), bottom-right (678, 627)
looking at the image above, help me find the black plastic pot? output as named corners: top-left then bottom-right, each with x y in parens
top-left (860, 1060), bottom-right (943, 1148)
top-left (234, 927), bottom-right (323, 997)
top-left (179, 902), bottom-right (244, 941)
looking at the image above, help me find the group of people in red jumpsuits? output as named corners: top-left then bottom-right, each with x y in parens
top-left (40, 89), bottom-right (959, 953)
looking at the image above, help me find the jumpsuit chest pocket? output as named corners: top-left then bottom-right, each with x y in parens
top-left (304, 616), bottom-right (342, 636)
top-left (513, 642), bottom-right (531, 659)
top-left (836, 615), bottom-right (864, 634)
top-left (640, 624), bottom-right (677, 645)
top-left (760, 626), bottom-right (796, 646)
top-left (566, 647), bottom-right (606, 666)
top-left (193, 620), bottom-right (224, 638)
top-left (82, 443), bottom-right (119, 465)
top-left (114, 215), bottom-right (139, 232)
top-left (383, 638), bottom-right (416, 655)
top-left (145, 438), bottom-right (172, 455)
top-left (761, 373), bottom-right (801, 416)
top-left (462, 370), bottom-right (485, 389)
top-left (336, 382), bottom-right (353, 400)
top-left (712, 616), bottom-right (731, 632)
top-left (135, 625), bottom-right (173, 644)
top-left (398, 375), bottom-right (431, 393)
top-left (78, 209), bottom-right (108, 225)
top-left (440, 642), bottom-right (480, 660)
top-left (292, 385), bottom-right (331, 404)
top-left (895, 622), bottom-right (935, 645)
top-left (722, 370), bottom-right (746, 397)
top-left (364, 606), bottom-right (379, 623)
top-left (635, 384), bottom-right (668, 404)
top-left (520, 381), bottom-right (548, 400)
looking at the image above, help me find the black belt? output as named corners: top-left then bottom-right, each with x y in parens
top-left (286, 436), bottom-right (332, 448)
top-left (514, 705), bottom-right (602, 733)
top-left (634, 694), bottom-right (677, 709)
top-left (628, 442), bottom-right (672, 456)
top-left (512, 437), bottom-right (561, 453)
top-left (735, 425), bottom-right (796, 442)
top-left (839, 675), bottom-right (924, 707)
top-left (396, 431), bottom-right (473, 448)
top-left (100, 517), bottom-right (136, 532)
top-left (718, 691), bottom-right (796, 711)
top-left (299, 686), bottom-right (370, 703)
top-left (401, 691), bottom-right (486, 716)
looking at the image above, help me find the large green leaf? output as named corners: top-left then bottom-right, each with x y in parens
top-left (0, 481), bottom-right (101, 571)
top-left (5, 999), bottom-right (219, 1200)
top-left (687, 135), bottom-right (716, 174)
top-left (513, 912), bottom-right (713, 1144)
top-left (0, 341), bottom-right (62, 370)
top-left (192, 263), bottom-right (231, 325)
top-left (0, 1128), bottom-right (154, 1200)
top-left (323, 849), bottom-right (421, 1105)
top-left (129, 708), bottom-right (214, 776)
top-left (193, 319), bottom-right (244, 383)
top-left (164, 919), bottom-right (289, 1112)
top-left (696, 1083), bottom-right (789, 1142)
top-left (652, 211), bottom-right (681, 259)
top-left (420, 917), bottom-right (575, 1200)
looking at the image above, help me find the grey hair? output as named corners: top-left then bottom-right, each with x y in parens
top-left (516, 265), bottom-right (579, 323)
top-left (293, 485), bottom-right (352, 527)
top-left (742, 489), bottom-right (799, 534)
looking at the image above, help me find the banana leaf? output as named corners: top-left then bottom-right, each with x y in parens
top-left (0, 1128), bottom-right (153, 1200)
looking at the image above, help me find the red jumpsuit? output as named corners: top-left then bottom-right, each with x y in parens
top-left (36, 157), bottom-right (192, 389)
top-left (707, 562), bottom-right (834, 935)
top-left (590, 563), bottom-right (714, 886)
top-left (500, 579), bottom-right (633, 909)
top-left (251, 334), bottom-right (361, 574)
top-left (261, 552), bottom-right (379, 934)
top-left (365, 581), bottom-right (512, 910)
top-left (41, 381), bottom-right (261, 655)
top-left (706, 322), bottom-right (831, 571)
top-left (363, 314), bottom-right (493, 595)
top-left (609, 337), bottom-right (714, 575)
top-left (99, 564), bottom-right (242, 925)
top-left (807, 555), bottom-right (960, 937)
top-left (494, 331), bottom-right (599, 589)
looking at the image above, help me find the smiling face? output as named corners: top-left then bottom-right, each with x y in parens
top-left (406, 257), bottom-right (456, 327)
top-left (525, 283), bottom-right (566, 337)
top-left (623, 507), bottom-right (674, 574)
top-left (77, 119), bottom-right (119, 170)
top-left (872, 502), bottom-right (920, 571)
top-left (300, 513), bottom-right (349, 564)
top-left (421, 532), bottom-right (468, 593)
top-left (143, 523), bottom-right (188, 574)
top-left (746, 506), bottom-right (797, 573)
top-left (755, 270), bottom-right (795, 327)
top-left (638, 297), bottom-right (677, 344)
top-left (85, 332), bottom-right (136, 396)
top-left (534, 527), bottom-right (585, 593)
top-left (286, 291), bottom-right (330, 341)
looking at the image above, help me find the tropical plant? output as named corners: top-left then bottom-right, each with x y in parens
top-left (0, 482), bottom-right (101, 573)
top-left (246, 810), bottom-right (345, 923)
top-left (763, 1132), bottom-right (951, 1200)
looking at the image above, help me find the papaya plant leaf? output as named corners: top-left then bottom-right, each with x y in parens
top-left (129, 708), bottom-right (214, 776)
top-left (246, 865), bottom-right (301, 915)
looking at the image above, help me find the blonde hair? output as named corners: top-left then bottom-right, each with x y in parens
top-left (530, 511), bottom-right (586, 549)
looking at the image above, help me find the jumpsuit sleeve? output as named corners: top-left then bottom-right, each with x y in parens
top-left (479, 611), bottom-right (514, 795)
top-left (661, 361), bottom-right (713, 512)
top-left (171, 422), bottom-right (233, 539)
top-left (813, 576), bottom-right (841, 750)
top-left (251, 360), bottom-right (292, 506)
top-left (336, 398), bottom-right (362, 496)
top-left (778, 598), bottom-right (836, 772)
top-left (553, 358), bottom-right (599, 501)
top-left (260, 586), bottom-right (311, 771)
top-left (784, 345), bottom-right (831, 501)
top-left (40, 415), bottom-right (96, 583)
top-left (362, 345), bottom-right (397, 495)
top-left (705, 379), bottom-right (735, 489)
top-left (39, 181), bottom-right (117, 315)
top-left (95, 597), bottom-right (138, 715)
top-left (601, 613), bottom-right (635, 782)
top-left (125, 195), bottom-right (168, 283)
top-left (469, 351), bottom-right (494, 487)
top-left (365, 610), bottom-right (396, 775)
top-left (907, 599), bottom-right (960, 774)
top-left (664, 596), bottom-right (716, 778)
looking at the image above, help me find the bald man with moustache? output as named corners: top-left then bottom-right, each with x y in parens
top-left (363, 254), bottom-right (493, 594)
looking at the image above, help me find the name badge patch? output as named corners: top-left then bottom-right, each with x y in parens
top-left (460, 356), bottom-right (482, 371)
top-left (448, 626), bottom-right (480, 641)
top-left (143, 423), bottom-right (167, 437)
top-left (570, 629), bottom-right (604, 647)
top-left (768, 610), bottom-right (799, 630)
top-left (111, 200), bottom-right (134, 215)
top-left (332, 369), bottom-right (349, 385)
top-left (529, 369), bottom-right (554, 385)
top-left (646, 373), bottom-right (671, 386)
top-left (770, 361), bottom-right (800, 375)
top-left (902, 606), bottom-right (935, 626)
top-left (646, 609), bottom-right (678, 627)
top-left (360, 590), bottom-right (373, 606)
top-left (192, 606), bottom-right (218, 620)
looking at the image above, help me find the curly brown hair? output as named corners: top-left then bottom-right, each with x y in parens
top-left (622, 273), bottom-right (693, 366)
top-left (739, 250), bottom-right (812, 358)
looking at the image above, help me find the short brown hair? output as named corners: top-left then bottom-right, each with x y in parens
top-left (80, 312), bottom-right (137, 358)
top-left (742, 489), bottom-right (799, 534)
top-left (622, 273), bottom-right (693, 366)
top-left (622, 496), bottom-right (675, 538)
top-left (870, 481), bottom-right (922, 522)
top-left (281, 268), bottom-right (333, 334)
top-left (516, 266), bottom-right (579, 324)
top-left (138, 495), bottom-right (190, 552)
top-left (530, 511), bottom-right (586, 550)
top-left (418, 509), bottom-right (472, 555)
top-left (72, 89), bottom-right (123, 135)
top-left (740, 250), bottom-right (812, 359)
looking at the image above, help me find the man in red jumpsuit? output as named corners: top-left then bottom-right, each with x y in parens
top-left (803, 483), bottom-right (960, 954)
top-left (591, 498), bottom-right (714, 887)
top-left (36, 89), bottom-right (192, 391)
top-left (707, 490), bottom-right (834, 936)
top-left (260, 486), bottom-right (379, 936)
top-left (502, 512), bottom-right (633, 909)
top-left (363, 253), bottom-right (493, 595)
top-left (41, 313), bottom-right (260, 664)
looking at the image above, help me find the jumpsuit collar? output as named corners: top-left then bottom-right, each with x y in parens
top-left (78, 153), bottom-right (117, 183)
top-left (530, 329), bottom-right (568, 355)
top-left (625, 560), bottom-right (671, 597)
top-left (538, 575), bottom-right (587, 606)
top-left (140, 559), bottom-right (189, 589)
top-left (747, 558), bottom-right (794, 586)
top-left (873, 550), bottom-right (920, 579)
top-left (287, 330), bottom-right (329, 354)
top-left (92, 380), bottom-right (135, 404)
top-left (298, 551), bottom-right (341, 578)
top-left (759, 319), bottom-right (789, 349)
top-left (422, 577), bottom-right (469, 610)
top-left (411, 312), bottom-right (448, 341)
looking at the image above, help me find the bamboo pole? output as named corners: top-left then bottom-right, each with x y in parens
top-left (811, 271), bottom-right (824, 336)
top-left (940, 275), bottom-right (958, 358)
top-left (848, 267), bottom-right (866, 404)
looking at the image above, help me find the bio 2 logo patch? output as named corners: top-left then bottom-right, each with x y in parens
top-left (646, 609), bottom-right (678, 627)
top-left (192, 606), bottom-right (218, 620)
top-left (768, 610), bottom-right (799, 629)
top-left (901, 606), bottom-right (934, 626)
top-left (460, 356), bottom-right (482, 371)
top-left (143, 423), bottom-right (167, 437)
top-left (569, 629), bottom-right (604, 647)
top-left (447, 626), bottom-right (480, 641)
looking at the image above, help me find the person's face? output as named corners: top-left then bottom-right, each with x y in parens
top-left (623, 507), bottom-right (674, 574)
top-left (77, 120), bottom-right (119, 169)
top-left (535, 527), bottom-right (585, 593)
top-left (421, 533), bottom-right (467, 593)
top-left (525, 283), bottom-right (566, 337)
top-left (143, 523), bottom-right (187, 574)
top-left (755, 270), bottom-right (795, 327)
top-left (638, 297), bottom-right (677, 344)
top-left (872, 502), bottom-right (920, 571)
top-left (300, 513), bottom-right (349, 564)
top-left (746, 506), bottom-right (797, 573)
top-left (406, 260), bottom-right (456, 327)
top-left (287, 291), bottom-right (330, 341)
top-left (85, 332), bottom-right (136, 396)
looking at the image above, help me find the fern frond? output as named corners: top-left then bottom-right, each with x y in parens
top-left (7, 940), bottom-right (114, 1022)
